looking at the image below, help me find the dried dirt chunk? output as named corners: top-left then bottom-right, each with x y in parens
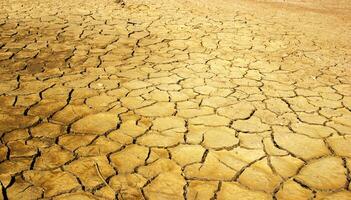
top-left (189, 114), bottom-right (230, 126)
top-left (232, 116), bottom-right (270, 132)
top-left (64, 156), bottom-right (115, 190)
top-left (109, 173), bottom-right (147, 199)
top-left (34, 145), bottom-right (74, 170)
top-left (52, 104), bottom-right (93, 124)
top-left (296, 157), bottom-right (347, 190)
top-left (0, 52), bottom-right (13, 61)
top-left (76, 136), bottom-right (123, 156)
top-left (184, 152), bottom-right (236, 180)
top-left (177, 107), bottom-right (214, 118)
top-left (8, 141), bottom-right (37, 158)
top-left (273, 131), bottom-right (330, 160)
top-left (291, 122), bottom-right (335, 138)
top-left (0, 158), bottom-right (32, 175)
top-left (217, 182), bottom-right (271, 200)
top-left (238, 133), bottom-right (263, 149)
top-left (263, 137), bottom-right (288, 156)
top-left (217, 102), bottom-right (255, 120)
top-left (152, 116), bottom-right (186, 132)
top-left (201, 96), bottom-right (236, 108)
top-left (265, 98), bottom-right (291, 115)
top-left (327, 136), bottom-right (351, 157)
top-left (276, 180), bottom-right (313, 200)
top-left (23, 170), bottom-right (80, 197)
top-left (169, 144), bottom-right (206, 167)
top-left (110, 144), bottom-right (149, 173)
top-left (135, 102), bottom-right (175, 117)
top-left (213, 148), bottom-right (266, 173)
top-left (187, 180), bottom-right (218, 200)
top-left (123, 80), bottom-right (152, 90)
top-left (86, 95), bottom-right (116, 109)
top-left (0, 114), bottom-right (39, 133)
top-left (137, 130), bottom-right (184, 147)
top-left (0, 146), bottom-right (7, 162)
top-left (28, 99), bottom-right (66, 118)
top-left (53, 192), bottom-right (102, 200)
top-left (297, 112), bottom-right (327, 124)
top-left (202, 127), bottom-right (239, 149)
top-left (58, 134), bottom-right (96, 151)
top-left (270, 155), bottom-right (304, 178)
top-left (6, 177), bottom-right (43, 200)
top-left (137, 158), bottom-right (182, 179)
top-left (71, 112), bottom-right (118, 135)
top-left (31, 122), bottom-right (63, 138)
top-left (110, 120), bottom-right (149, 138)
top-left (238, 158), bottom-right (282, 193)
top-left (284, 96), bottom-right (318, 113)
top-left (316, 191), bottom-right (351, 200)
top-left (143, 173), bottom-right (185, 200)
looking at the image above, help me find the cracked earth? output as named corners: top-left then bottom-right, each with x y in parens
top-left (0, 0), bottom-right (351, 199)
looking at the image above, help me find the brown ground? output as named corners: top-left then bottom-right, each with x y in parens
top-left (0, 0), bottom-right (351, 199)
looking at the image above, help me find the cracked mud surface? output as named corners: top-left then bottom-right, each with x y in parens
top-left (0, 0), bottom-right (351, 199)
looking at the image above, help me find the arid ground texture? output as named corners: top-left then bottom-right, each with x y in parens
top-left (0, 0), bottom-right (351, 199)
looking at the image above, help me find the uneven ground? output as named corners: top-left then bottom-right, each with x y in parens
top-left (0, 0), bottom-right (351, 199)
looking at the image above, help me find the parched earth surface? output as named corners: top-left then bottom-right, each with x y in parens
top-left (0, 0), bottom-right (351, 199)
